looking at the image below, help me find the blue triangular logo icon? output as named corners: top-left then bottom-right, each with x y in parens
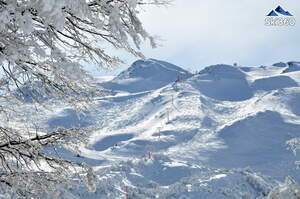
top-left (267, 6), bottom-right (293, 16)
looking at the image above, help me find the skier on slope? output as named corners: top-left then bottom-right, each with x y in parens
top-left (172, 75), bottom-right (181, 90)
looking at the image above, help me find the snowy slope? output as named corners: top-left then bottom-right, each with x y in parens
top-left (190, 64), bottom-right (253, 101)
top-left (4, 60), bottom-right (300, 198)
top-left (99, 59), bottom-right (192, 93)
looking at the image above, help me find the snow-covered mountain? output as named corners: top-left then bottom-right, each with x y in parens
top-left (99, 58), bottom-right (192, 93)
top-left (5, 59), bottom-right (300, 198)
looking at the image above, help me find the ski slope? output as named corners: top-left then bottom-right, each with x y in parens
top-left (5, 59), bottom-right (300, 198)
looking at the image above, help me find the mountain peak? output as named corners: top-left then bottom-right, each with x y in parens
top-left (116, 58), bottom-right (191, 80)
top-left (100, 59), bottom-right (192, 93)
top-left (198, 64), bottom-right (246, 79)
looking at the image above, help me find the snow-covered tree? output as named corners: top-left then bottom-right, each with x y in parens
top-left (0, 0), bottom-right (169, 197)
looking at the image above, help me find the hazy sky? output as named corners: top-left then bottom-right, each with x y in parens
top-left (93, 0), bottom-right (300, 75)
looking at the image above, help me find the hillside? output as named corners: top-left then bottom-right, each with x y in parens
top-left (4, 59), bottom-right (300, 198)
top-left (99, 59), bottom-right (192, 93)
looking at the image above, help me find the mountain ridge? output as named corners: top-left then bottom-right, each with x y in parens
top-left (4, 58), bottom-right (300, 198)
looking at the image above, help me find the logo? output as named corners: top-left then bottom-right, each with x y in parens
top-left (265, 6), bottom-right (296, 26)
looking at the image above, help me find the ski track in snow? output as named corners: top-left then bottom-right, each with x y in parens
top-left (4, 59), bottom-right (300, 198)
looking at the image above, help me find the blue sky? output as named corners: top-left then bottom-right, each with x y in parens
top-left (91, 0), bottom-right (300, 76)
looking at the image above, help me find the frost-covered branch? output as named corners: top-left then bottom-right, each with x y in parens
top-left (0, 0), bottom-right (169, 101)
top-left (0, 0), bottom-right (169, 197)
top-left (0, 126), bottom-right (94, 197)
